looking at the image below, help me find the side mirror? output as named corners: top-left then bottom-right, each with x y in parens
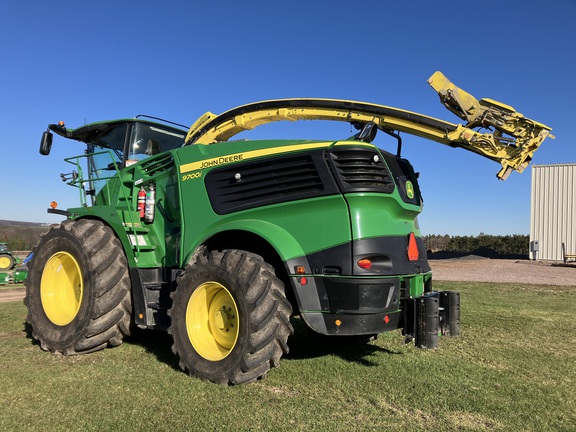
top-left (356, 122), bottom-right (378, 143)
top-left (40, 131), bottom-right (53, 155)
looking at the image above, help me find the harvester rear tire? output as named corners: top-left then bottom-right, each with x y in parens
top-left (169, 248), bottom-right (293, 385)
top-left (24, 219), bottom-right (132, 355)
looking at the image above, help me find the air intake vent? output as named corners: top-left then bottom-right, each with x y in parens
top-left (205, 152), bottom-right (337, 214)
top-left (141, 153), bottom-right (174, 177)
top-left (329, 148), bottom-right (394, 193)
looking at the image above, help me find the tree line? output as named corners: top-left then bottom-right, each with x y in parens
top-left (423, 233), bottom-right (529, 257)
top-left (0, 225), bottom-right (50, 251)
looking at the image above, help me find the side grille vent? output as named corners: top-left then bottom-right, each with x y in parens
top-left (206, 152), bottom-right (337, 214)
top-left (329, 148), bottom-right (394, 193)
top-left (141, 153), bottom-right (174, 177)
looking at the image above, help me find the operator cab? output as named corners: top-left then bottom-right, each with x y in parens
top-left (41, 117), bottom-right (187, 168)
top-left (40, 117), bottom-right (188, 203)
top-left (85, 119), bottom-right (187, 196)
top-left (81, 120), bottom-right (188, 173)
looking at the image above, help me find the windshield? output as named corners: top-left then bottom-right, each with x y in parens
top-left (127, 123), bottom-right (186, 165)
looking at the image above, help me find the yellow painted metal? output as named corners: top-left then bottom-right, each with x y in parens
top-left (428, 71), bottom-right (554, 179)
top-left (186, 281), bottom-right (239, 361)
top-left (179, 141), bottom-right (374, 175)
top-left (185, 72), bottom-right (553, 180)
top-left (40, 252), bottom-right (84, 326)
top-left (0, 256), bottom-right (11, 269)
top-left (186, 102), bottom-right (451, 145)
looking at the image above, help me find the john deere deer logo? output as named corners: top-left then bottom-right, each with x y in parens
top-left (406, 181), bottom-right (415, 199)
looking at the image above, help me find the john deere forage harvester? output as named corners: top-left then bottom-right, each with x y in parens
top-left (26, 72), bottom-right (552, 384)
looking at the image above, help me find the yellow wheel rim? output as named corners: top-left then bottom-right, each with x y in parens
top-left (186, 282), bottom-right (239, 361)
top-left (40, 252), bottom-right (84, 326)
top-left (0, 255), bottom-right (11, 269)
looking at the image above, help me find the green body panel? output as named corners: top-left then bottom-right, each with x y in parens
top-left (178, 194), bottom-right (352, 265)
top-left (346, 193), bottom-right (421, 241)
top-left (174, 139), bottom-right (355, 264)
top-left (407, 274), bottom-right (427, 298)
top-left (66, 138), bottom-right (426, 271)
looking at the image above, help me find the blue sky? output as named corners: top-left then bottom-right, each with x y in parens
top-left (1, 0), bottom-right (574, 235)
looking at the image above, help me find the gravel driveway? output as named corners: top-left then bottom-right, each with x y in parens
top-left (0, 288), bottom-right (26, 303)
top-left (430, 258), bottom-right (576, 286)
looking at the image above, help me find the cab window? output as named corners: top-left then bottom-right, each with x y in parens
top-left (126, 123), bottom-right (186, 166)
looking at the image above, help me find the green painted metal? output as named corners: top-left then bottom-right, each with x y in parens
top-left (13, 269), bottom-right (28, 283)
top-left (58, 133), bottom-right (425, 269)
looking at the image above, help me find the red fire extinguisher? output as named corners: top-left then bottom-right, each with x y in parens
top-left (137, 186), bottom-right (146, 219)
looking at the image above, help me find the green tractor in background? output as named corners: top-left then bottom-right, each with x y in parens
top-left (0, 243), bottom-right (20, 271)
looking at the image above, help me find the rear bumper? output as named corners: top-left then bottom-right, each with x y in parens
top-left (302, 310), bottom-right (401, 336)
top-left (290, 273), bottom-right (432, 336)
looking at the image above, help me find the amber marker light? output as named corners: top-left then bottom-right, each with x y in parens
top-left (335, 319), bottom-right (342, 327)
top-left (50, 201), bottom-right (58, 209)
top-left (296, 265), bottom-right (308, 284)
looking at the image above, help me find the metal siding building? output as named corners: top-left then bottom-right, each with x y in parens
top-left (530, 163), bottom-right (576, 261)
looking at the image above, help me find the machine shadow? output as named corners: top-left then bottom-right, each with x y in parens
top-left (22, 318), bottom-right (400, 371)
top-left (126, 327), bottom-right (182, 371)
top-left (284, 317), bottom-right (401, 366)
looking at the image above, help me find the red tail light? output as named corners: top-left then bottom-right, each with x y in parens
top-left (357, 258), bottom-right (372, 270)
top-left (407, 232), bottom-right (419, 261)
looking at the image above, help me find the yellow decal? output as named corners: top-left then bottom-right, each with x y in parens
top-left (179, 142), bottom-right (333, 175)
top-left (406, 181), bottom-right (415, 199)
top-left (182, 171), bottom-right (203, 182)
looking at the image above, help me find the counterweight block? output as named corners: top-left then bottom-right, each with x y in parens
top-left (439, 291), bottom-right (460, 337)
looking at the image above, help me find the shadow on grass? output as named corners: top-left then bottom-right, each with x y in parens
top-left (23, 321), bottom-right (41, 348)
top-left (285, 318), bottom-right (401, 366)
top-left (22, 319), bottom-right (182, 372)
top-left (21, 316), bottom-right (400, 370)
top-left (125, 327), bottom-right (181, 371)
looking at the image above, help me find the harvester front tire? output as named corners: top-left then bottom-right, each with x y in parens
top-left (169, 248), bottom-right (293, 385)
top-left (24, 219), bottom-right (132, 355)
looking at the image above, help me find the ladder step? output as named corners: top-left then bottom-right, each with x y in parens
top-left (146, 302), bottom-right (169, 310)
top-left (128, 234), bottom-right (155, 251)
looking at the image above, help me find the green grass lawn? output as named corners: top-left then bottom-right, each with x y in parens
top-left (1, 281), bottom-right (575, 431)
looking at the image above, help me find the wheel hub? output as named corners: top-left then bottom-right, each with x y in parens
top-left (40, 252), bottom-right (84, 326)
top-left (0, 255), bottom-right (11, 270)
top-left (186, 282), bottom-right (239, 361)
top-left (215, 307), bottom-right (233, 330)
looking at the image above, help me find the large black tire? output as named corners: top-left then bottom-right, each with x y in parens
top-left (0, 253), bottom-right (14, 271)
top-left (24, 219), bottom-right (132, 355)
top-left (168, 248), bottom-right (293, 385)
